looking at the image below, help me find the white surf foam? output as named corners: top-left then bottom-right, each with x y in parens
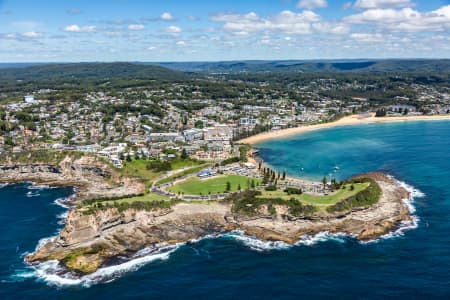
top-left (54, 197), bottom-right (72, 209)
top-left (227, 230), bottom-right (351, 251)
top-left (34, 236), bottom-right (56, 252)
top-left (0, 183), bottom-right (9, 189)
top-left (295, 231), bottom-right (351, 246)
top-left (26, 191), bottom-right (40, 198)
top-left (362, 176), bottom-right (424, 244)
top-left (56, 211), bottom-right (69, 225)
top-left (27, 184), bottom-right (53, 190)
top-left (25, 244), bottom-right (180, 287)
top-left (227, 231), bottom-right (291, 251)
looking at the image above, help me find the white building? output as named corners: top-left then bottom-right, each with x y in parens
top-left (24, 95), bottom-right (37, 104)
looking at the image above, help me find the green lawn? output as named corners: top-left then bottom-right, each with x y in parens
top-left (119, 158), bottom-right (203, 183)
top-left (170, 158), bottom-right (204, 170)
top-left (259, 182), bottom-right (370, 206)
top-left (119, 159), bottom-right (162, 182)
top-left (169, 175), bottom-right (261, 195)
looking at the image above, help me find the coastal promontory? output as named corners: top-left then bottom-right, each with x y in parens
top-left (1, 151), bottom-right (414, 276)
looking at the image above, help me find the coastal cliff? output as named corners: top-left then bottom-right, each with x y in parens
top-left (0, 154), bottom-right (145, 204)
top-left (26, 173), bottom-right (413, 275)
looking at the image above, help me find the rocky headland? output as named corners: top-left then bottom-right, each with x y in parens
top-left (0, 154), bottom-right (145, 205)
top-left (22, 172), bottom-right (413, 276)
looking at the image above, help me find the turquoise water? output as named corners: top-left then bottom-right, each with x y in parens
top-left (1, 120), bottom-right (450, 299)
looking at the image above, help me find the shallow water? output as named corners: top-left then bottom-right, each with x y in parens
top-left (1, 120), bottom-right (450, 299)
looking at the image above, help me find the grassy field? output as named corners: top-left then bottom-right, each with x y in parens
top-left (118, 159), bottom-right (162, 182)
top-left (259, 182), bottom-right (370, 206)
top-left (169, 175), bottom-right (261, 195)
top-left (170, 159), bottom-right (204, 170)
top-left (119, 158), bottom-right (203, 183)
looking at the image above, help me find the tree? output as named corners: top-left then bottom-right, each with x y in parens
top-left (195, 120), bottom-right (204, 129)
top-left (238, 184), bottom-right (241, 191)
top-left (282, 171), bottom-right (286, 180)
top-left (375, 108), bottom-right (386, 117)
top-left (181, 148), bottom-right (188, 159)
top-left (4, 136), bottom-right (14, 146)
top-left (322, 176), bottom-right (327, 190)
top-left (262, 173), bottom-right (269, 185)
top-left (226, 181), bottom-right (231, 192)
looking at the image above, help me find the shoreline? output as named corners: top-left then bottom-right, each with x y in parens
top-left (238, 113), bottom-right (450, 145)
top-left (26, 172), bottom-right (415, 280)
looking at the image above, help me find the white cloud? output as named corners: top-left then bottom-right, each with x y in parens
top-left (176, 40), bottom-right (186, 46)
top-left (297, 0), bottom-right (328, 10)
top-left (165, 25), bottom-right (182, 33)
top-left (128, 24), bottom-right (145, 30)
top-left (160, 12), bottom-right (175, 21)
top-left (351, 32), bottom-right (384, 42)
top-left (105, 31), bottom-right (122, 37)
top-left (313, 22), bottom-right (350, 34)
top-left (0, 31), bottom-right (43, 41)
top-left (353, 0), bottom-right (414, 9)
top-left (344, 5), bottom-right (450, 32)
top-left (0, 33), bottom-right (17, 40)
top-left (63, 24), bottom-right (97, 33)
top-left (211, 10), bottom-right (348, 36)
top-left (22, 31), bottom-right (42, 38)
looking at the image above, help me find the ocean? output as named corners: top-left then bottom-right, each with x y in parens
top-left (1, 120), bottom-right (449, 299)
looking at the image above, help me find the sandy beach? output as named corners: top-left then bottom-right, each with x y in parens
top-left (238, 113), bottom-right (450, 145)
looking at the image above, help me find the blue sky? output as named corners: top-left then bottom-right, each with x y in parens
top-left (0, 0), bottom-right (449, 62)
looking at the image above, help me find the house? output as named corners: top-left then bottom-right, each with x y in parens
top-left (148, 132), bottom-right (185, 143)
top-left (24, 95), bottom-right (37, 104)
top-left (240, 118), bottom-right (257, 126)
top-left (183, 128), bottom-right (204, 142)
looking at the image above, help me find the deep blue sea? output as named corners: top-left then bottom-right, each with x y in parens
top-left (1, 120), bottom-right (450, 299)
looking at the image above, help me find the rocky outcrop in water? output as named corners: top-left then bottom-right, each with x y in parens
top-left (26, 173), bottom-right (413, 275)
top-left (0, 155), bottom-right (144, 204)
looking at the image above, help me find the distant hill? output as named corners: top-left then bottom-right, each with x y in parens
top-left (0, 63), bottom-right (47, 69)
top-left (150, 59), bottom-right (450, 73)
top-left (0, 62), bottom-right (189, 82)
top-left (1, 61), bottom-right (448, 82)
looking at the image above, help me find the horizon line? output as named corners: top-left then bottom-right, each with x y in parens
top-left (1, 57), bottom-right (450, 65)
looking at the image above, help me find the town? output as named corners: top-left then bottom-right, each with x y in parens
top-left (1, 66), bottom-right (449, 170)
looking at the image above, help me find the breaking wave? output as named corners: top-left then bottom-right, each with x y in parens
top-left (18, 244), bottom-right (180, 288)
top-left (27, 184), bottom-right (54, 190)
top-left (54, 197), bottom-right (72, 209)
top-left (26, 191), bottom-right (40, 198)
top-left (226, 230), bottom-right (351, 252)
top-left (363, 176), bottom-right (423, 244)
